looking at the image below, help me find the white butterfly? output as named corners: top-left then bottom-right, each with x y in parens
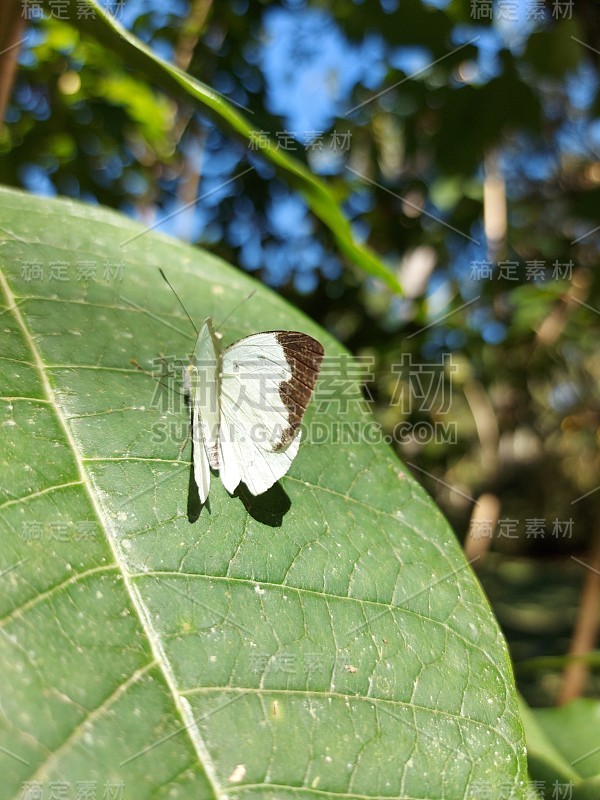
top-left (183, 317), bottom-right (324, 503)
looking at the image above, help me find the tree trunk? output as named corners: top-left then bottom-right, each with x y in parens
top-left (0, 0), bottom-right (27, 124)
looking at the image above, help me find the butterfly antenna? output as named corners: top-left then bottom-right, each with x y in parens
top-left (159, 268), bottom-right (198, 335)
top-left (130, 358), bottom-right (186, 399)
top-left (214, 289), bottom-right (257, 332)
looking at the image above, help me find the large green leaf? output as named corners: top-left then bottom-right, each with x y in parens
top-left (36, 0), bottom-right (401, 293)
top-left (0, 186), bottom-right (526, 798)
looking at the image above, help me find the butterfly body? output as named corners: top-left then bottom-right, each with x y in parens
top-left (184, 318), bottom-right (324, 503)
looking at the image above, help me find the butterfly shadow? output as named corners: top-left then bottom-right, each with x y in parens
top-left (186, 457), bottom-right (291, 527)
top-left (234, 481), bottom-right (291, 527)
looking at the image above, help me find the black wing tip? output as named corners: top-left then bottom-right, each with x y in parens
top-left (270, 332), bottom-right (325, 451)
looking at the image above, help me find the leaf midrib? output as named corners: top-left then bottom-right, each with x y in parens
top-left (0, 267), bottom-right (222, 798)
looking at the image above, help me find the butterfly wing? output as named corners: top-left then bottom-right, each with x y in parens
top-left (186, 319), bottom-right (220, 504)
top-left (217, 331), bottom-right (324, 496)
top-left (190, 399), bottom-right (210, 504)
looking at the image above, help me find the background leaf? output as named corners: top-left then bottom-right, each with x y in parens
top-left (521, 697), bottom-right (600, 798)
top-left (517, 695), bottom-right (579, 788)
top-left (0, 186), bottom-right (526, 798)
top-left (36, 0), bottom-right (401, 293)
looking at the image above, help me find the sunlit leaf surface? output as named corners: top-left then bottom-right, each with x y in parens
top-left (0, 187), bottom-right (526, 799)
